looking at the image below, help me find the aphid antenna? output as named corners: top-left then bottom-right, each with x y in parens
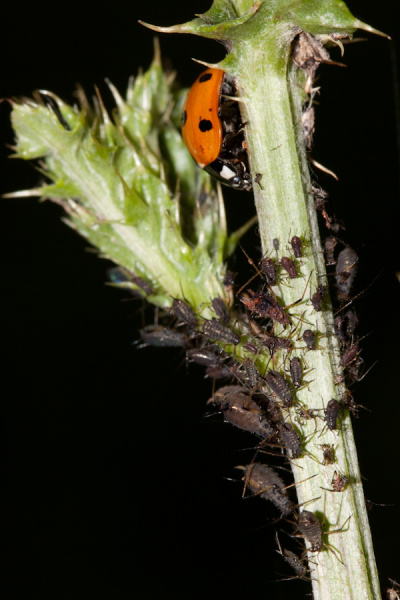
top-left (364, 498), bottom-right (394, 509)
top-left (346, 360), bottom-right (378, 387)
top-left (244, 470), bottom-right (318, 504)
top-left (288, 269), bottom-right (314, 310)
top-left (283, 473), bottom-right (318, 493)
top-left (275, 530), bottom-right (285, 555)
top-left (278, 263), bottom-right (313, 309)
top-left (235, 246), bottom-right (265, 297)
top-left (257, 443), bottom-right (297, 461)
top-left (257, 446), bottom-right (306, 470)
top-left (271, 571), bottom-right (312, 583)
top-left (224, 361), bottom-right (254, 390)
top-left (274, 536), bottom-right (315, 582)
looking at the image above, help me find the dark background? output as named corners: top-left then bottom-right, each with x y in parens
top-left (1, 1), bottom-right (400, 598)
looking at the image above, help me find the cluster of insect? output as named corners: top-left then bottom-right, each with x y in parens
top-left (116, 33), bottom-right (375, 585)
top-left (129, 217), bottom-right (363, 580)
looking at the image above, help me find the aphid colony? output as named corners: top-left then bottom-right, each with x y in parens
top-left (125, 222), bottom-right (364, 578)
top-left (112, 178), bottom-right (367, 582)
top-left (122, 36), bottom-right (369, 583)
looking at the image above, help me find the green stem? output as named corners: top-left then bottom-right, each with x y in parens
top-left (229, 15), bottom-right (381, 600)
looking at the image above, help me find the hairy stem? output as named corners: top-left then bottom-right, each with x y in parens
top-left (231, 11), bottom-right (381, 600)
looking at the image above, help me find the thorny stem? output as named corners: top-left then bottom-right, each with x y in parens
top-left (226, 9), bottom-right (380, 600)
top-left (237, 37), bottom-right (380, 600)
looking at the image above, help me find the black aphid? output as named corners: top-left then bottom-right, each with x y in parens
top-left (297, 510), bottom-right (323, 552)
top-left (311, 284), bottom-right (327, 312)
top-left (303, 329), bottom-right (316, 350)
top-left (265, 370), bottom-right (294, 407)
top-left (290, 357), bottom-right (303, 389)
top-left (324, 236), bottom-right (338, 266)
top-left (187, 348), bottom-right (222, 366)
top-left (260, 257), bottom-right (277, 285)
top-left (291, 236), bottom-right (303, 258)
top-left (244, 462), bottom-right (294, 517)
top-left (277, 422), bottom-right (302, 458)
top-left (340, 342), bottom-right (361, 368)
top-left (243, 341), bottom-right (258, 354)
top-left (252, 392), bottom-right (283, 424)
top-left (139, 326), bottom-right (186, 348)
top-left (326, 398), bottom-right (341, 431)
top-left (211, 297), bottom-right (230, 323)
top-left (202, 319), bottom-right (240, 345)
top-left (281, 256), bottom-right (297, 279)
top-left (210, 386), bottom-right (275, 439)
top-left (261, 331), bottom-right (293, 354)
top-left (275, 533), bottom-right (309, 580)
top-left (171, 298), bottom-right (198, 327)
top-left (335, 246), bottom-right (358, 303)
top-left (240, 290), bottom-right (290, 327)
top-left (334, 310), bottom-right (358, 346)
top-left (280, 549), bottom-right (308, 579)
top-left (243, 358), bottom-right (261, 388)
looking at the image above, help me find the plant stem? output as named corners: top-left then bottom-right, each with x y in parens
top-left (230, 15), bottom-right (381, 600)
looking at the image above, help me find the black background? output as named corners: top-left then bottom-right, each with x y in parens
top-left (2, 1), bottom-right (400, 598)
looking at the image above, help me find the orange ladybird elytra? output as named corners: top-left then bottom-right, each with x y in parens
top-left (181, 68), bottom-right (252, 191)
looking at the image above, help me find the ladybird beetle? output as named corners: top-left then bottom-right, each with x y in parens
top-left (181, 68), bottom-right (252, 191)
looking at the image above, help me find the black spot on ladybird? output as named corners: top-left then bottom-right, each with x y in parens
top-left (199, 118), bottom-right (213, 132)
top-left (199, 72), bottom-right (213, 83)
top-left (181, 109), bottom-right (187, 127)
